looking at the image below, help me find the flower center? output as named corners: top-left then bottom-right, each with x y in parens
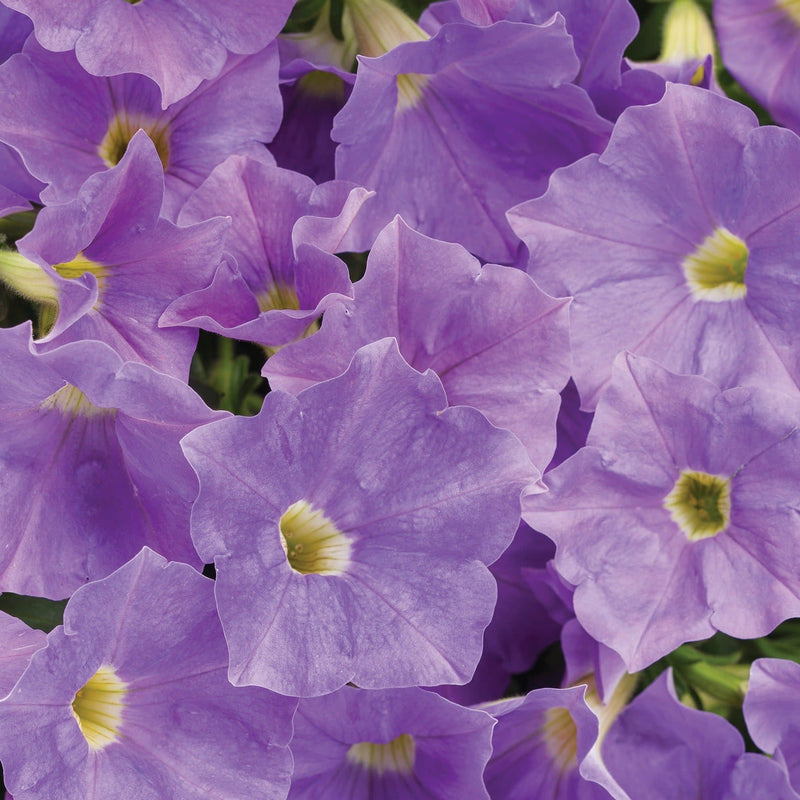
top-left (778, 0), bottom-right (800, 26)
top-left (542, 707), bottom-right (579, 772)
top-left (99, 113), bottom-right (170, 169)
top-left (40, 384), bottom-right (112, 418)
top-left (279, 500), bottom-right (352, 575)
top-left (664, 469), bottom-right (731, 541)
top-left (347, 733), bottom-right (415, 775)
top-left (71, 666), bottom-right (128, 751)
top-left (396, 74), bottom-right (428, 112)
top-left (52, 252), bottom-right (107, 291)
top-left (257, 282), bottom-right (301, 313)
top-left (681, 227), bottom-right (748, 302)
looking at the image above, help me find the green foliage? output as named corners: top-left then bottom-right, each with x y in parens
top-left (0, 593), bottom-right (67, 633)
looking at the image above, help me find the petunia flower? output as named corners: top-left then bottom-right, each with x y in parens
top-left (0, 548), bottom-right (295, 800)
top-left (162, 154), bottom-right (371, 352)
top-left (288, 685), bottom-right (494, 799)
top-left (715, 0), bottom-right (800, 135)
top-left (333, 3), bottom-right (611, 262)
top-left (0, 131), bottom-right (228, 380)
top-left (183, 338), bottom-right (535, 697)
top-left (265, 217), bottom-right (571, 470)
top-left (0, 324), bottom-right (224, 599)
top-left (0, 0), bottom-right (295, 107)
top-left (0, 37), bottom-right (280, 218)
top-left (524, 353), bottom-right (800, 671)
top-left (510, 83), bottom-right (800, 409)
top-left (744, 658), bottom-right (800, 796)
top-left (603, 670), bottom-right (798, 799)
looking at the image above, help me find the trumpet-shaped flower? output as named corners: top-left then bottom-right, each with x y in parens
top-left (525, 354), bottom-right (800, 671)
top-left (510, 83), bottom-right (800, 409)
top-left (0, 324), bottom-right (223, 599)
top-left (289, 685), bottom-right (494, 799)
top-left (265, 217), bottom-right (570, 470)
top-left (183, 338), bottom-right (534, 696)
top-left (0, 548), bottom-right (295, 800)
top-left (0, 38), bottom-right (280, 217)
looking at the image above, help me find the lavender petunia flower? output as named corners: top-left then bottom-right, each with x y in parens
top-left (0, 0), bottom-right (295, 107)
top-left (744, 658), bottom-right (800, 795)
top-left (183, 338), bottom-right (535, 697)
top-left (0, 548), bottom-right (295, 799)
top-left (510, 83), bottom-right (800, 409)
top-left (162, 155), bottom-right (371, 351)
top-left (603, 671), bottom-right (798, 799)
top-left (715, 0), bottom-right (800, 135)
top-left (3, 131), bottom-right (228, 380)
top-left (524, 353), bottom-right (800, 671)
top-left (265, 217), bottom-right (571, 470)
top-left (482, 676), bottom-right (635, 800)
top-left (0, 324), bottom-right (224, 599)
top-left (289, 685), bottom-right (494, 798)
top-left (0, 38), bottom-right (280, 217)
top-left (0, 612), bottom-right (45, 697)
top-left (333, 12), bottom-right (611, 262)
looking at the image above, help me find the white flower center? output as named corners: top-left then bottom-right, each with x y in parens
top-left (279, 500), bottom-right (352, 575)
top-left (681, 227), bottom-right (748, 302)
top-left (664, 469), bottom-right (732, 540)
top-left (71, 666), bottom-right (128, 750)
top-left (347, 733), bottom-right (416, 775)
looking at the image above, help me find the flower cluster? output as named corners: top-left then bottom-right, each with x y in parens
top-left (2, 0), bottom-right (800, 798)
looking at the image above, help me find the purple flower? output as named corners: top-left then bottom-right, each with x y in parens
top-left (0, 548), bottom-right (295, 799)
top-left (2, 0), bottom-right (295, 107)
top-left (0, 612), bottom-right (45, 697)
top-left (510, 83), bottom-right (800, 409)
top-left (0, 38), bottom-right (281, 217)
top-left (3, 131), bottom-right (228, 380)
top-left (603, 671), bottom-right (797, 799)
top-left (524, 353), bottom-right (800, 671)
top-left (162, 155), bottom-right (371, 351)
top-left (0, 324), bottom-right (224, 599)
top-left (333, 14), bottom-right (611, 262)
top-left (183, 338), bottom-right (534, 696)
top-left (289, 685), bottom-right (494, 799)
top-left (482, 677), bottom-right (635, 800)
top-left (715, 0), bottom-right (800, 135)
top-left (265, 217), bottom-right (571, 470)
top-left (744, 658), bottom-right (800, 796)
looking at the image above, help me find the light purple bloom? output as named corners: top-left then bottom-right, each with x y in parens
top-left (525, 353), bottom-right (800, 671)
top-left (744, 658), bottom-right (800, 796)
top-left (183, 338), bottom-right (535, 696)
top-left (0, 612), bottom-right (45, 697)
top-left (0, 324), bottom-right (223, 599)
top-left (510, 83), bottom-right (800, 409)
top-left (265, 217), bottom-right (571, 469)
top-left (715, 0), bottom-right (800, 135)
top-left (1, 0), bottom-right (295, 107)
top-left (333, 15), bottom-right (611, 262)
top-left (162, 155), bottom-right (371, 350)
top-left (0, 38), bottom-right (280, 217)
top-left (0, 548), bottom-right (295, 799)
top-left (482, 680), bottom-right (633, 800)
top-left (603, 671), bottom-right (797, 799)
top-left (289, 685), bottom-right (494, 799)
top-left (12, 131), bottom-right (228, 380)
